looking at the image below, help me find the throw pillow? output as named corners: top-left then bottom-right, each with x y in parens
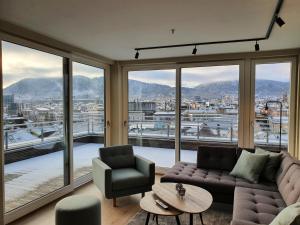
top-left (256, 147), bottom-right (282, 182)
top-left (230, 150), bottom-right (269, 183)
top-left (270, 202), bottom-right (300, 225)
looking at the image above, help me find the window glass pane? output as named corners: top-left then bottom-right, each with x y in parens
top-left (181, 65), bottom-right (239, 163)
top-left (254, 62), bottom-right (291, 150)
top-left (128, 70), bottom-right (176, 168)
top-left (72, 62), bottom-right (104, 179)
top-left (2, 41), bottom-right (65, 212)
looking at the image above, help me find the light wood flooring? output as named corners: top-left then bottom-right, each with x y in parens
top-left (9, 175), bottom-right (162, 225)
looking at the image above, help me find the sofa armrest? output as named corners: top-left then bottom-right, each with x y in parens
top-left (92, 158), bottom-right (113, 198)
top-left (135, 155), bottom-right (155, 185)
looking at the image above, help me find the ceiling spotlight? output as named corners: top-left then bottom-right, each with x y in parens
top-left (275, 16), bottom-right (285, 27)
top-left (135, 50), bottom-right (139, 59)
top-left (255, 41), bottom-right (260, 52)
top-left (192, 45), bottom-right (197, 55)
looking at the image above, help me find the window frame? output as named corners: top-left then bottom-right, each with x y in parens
top-left (71, 59), bottom-right (108, 186)
top-left (249, 57), bottom-right (298, 151)
top-left (0, 32), bottom-right (110, 224)
top-left (123, 60), bottom-right (245, 168)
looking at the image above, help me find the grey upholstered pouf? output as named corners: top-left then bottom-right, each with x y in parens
top-left (55, 195), bottom-right (101, 225)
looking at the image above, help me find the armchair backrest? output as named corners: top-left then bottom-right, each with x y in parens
top-left (99, 145), bottom-right (135, 169)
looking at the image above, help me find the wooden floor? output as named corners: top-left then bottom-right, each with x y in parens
top-left (9, 176), bottom-right (162, 225)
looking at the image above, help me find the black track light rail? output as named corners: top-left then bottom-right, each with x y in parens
top-left (134, 0), bottom-right (284, 52)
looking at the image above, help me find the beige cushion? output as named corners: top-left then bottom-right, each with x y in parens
top-left (270, 202), bottom-right (300, 225)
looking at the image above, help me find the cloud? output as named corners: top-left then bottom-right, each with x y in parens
top-left (129, 70), bottom-right (176, 87)
top-left (2, 41), bottom-right (104, 87)
top-left (256, 63), bottom-right (290, 82)
top-left (73, 62), bottom-right (104, 78)
top-left (182, 65), bottom-right (239, 87)
top-left (128, 63), bottom-right (291, 88)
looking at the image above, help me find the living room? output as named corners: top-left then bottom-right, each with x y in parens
top-left (0, 0), bottom-right (300, 225)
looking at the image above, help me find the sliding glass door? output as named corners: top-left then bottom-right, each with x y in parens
top-left (72, 62), bottom-right (105, 179)
top-left (180, 65), bottom-right (240, 162)
top-left (253, 62), bottom-right (291, 151)
top-left (128, 69), bottom-right (176, 168)
top-left (2, 41), bottom-right (66, 212)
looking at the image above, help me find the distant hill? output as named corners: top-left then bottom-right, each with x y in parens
top-left (4, 76), bottom-right (104, 100)
top-left (4, 76), bottom-right (289, 100)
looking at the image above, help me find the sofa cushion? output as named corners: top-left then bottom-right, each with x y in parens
top-left (230, 150), bottom-right (269, 183)
top-left (233, 187), bottom-right (286, 225)
top-left (161, 162), bottom-right (278, 195)
top-left (99, 145), bottom-right (135, 169)
top-left (256, 147), bottom-right (282, 182)
top-left (276, 151), bottom-right (296, 185)
top-left (277, 163), bottom-right (300, 206)
top-left (111, 168), bottom-right (148, 191)
top-left (197, 146), bottom-right (237, 171)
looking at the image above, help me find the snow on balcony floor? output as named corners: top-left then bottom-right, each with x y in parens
top-left (4, 143), bottom-right (196, 212)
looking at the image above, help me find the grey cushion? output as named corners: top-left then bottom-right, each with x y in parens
top-left (99, 145), bottom-right (135, 169)
top-left (230, 150), bottom-right (269, 183)
top-left (55, 195), bottom-right (101, 225)
top-left (256, 147), bottom-right (282, 182)
top-left (111, 168), bottom-right (149, 191)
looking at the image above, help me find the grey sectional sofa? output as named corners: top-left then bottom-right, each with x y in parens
top-left (161, 146), bottom-right (300, 225)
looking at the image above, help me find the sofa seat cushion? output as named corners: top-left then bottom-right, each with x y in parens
top-left (161, 162), bottom-right (278, 195)
top-left (111, 168), bottom-right (148, 191)
top-left (161, 162), bottom-right (237, 194)
top-left (233, 187), bottom-right (286, 225)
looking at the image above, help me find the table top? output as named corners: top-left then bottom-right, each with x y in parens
top-left (140, 192), bottom-right (182, 216)
top-left (152, 183), bottom-right (213, 214)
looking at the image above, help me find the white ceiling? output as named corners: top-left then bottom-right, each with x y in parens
top-left (0, 0), bottom-right (299, 60)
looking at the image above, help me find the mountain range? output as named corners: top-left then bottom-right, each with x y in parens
top-left (4, 76), bottom-right (289, 100)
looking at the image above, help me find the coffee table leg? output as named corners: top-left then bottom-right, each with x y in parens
top-left (175, 215), bottom-right (181, 225)
top-left (189, 214), bottom-right (193, 225)
top-left (199, 213), bottom-right (204, 225)
top-left (145, 212), bottom-right (150, 225)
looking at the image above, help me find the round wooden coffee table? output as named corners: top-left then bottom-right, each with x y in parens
top-left (152, 183), bottom-right (213, 225)
top-left (140, 192), bottom-right (182, 225)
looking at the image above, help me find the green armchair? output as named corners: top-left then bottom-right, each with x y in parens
top-left (92, 145), bottom-right (155, 207)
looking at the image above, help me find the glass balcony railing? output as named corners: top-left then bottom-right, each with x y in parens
top-left (4, 114), bottom-right (105, 151)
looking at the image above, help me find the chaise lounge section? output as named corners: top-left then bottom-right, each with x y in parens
top-left (161, 146), bottom-right (300, 225)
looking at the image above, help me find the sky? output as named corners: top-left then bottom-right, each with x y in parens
top-left (2, 41), bottom-right (291, 88)
top-left (1, 41), bottom-right (104, 88)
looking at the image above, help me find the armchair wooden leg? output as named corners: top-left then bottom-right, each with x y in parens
top-left (142, 192), bottom-right (145, 198)
top-left (113, 197), bottom-right (117, 207)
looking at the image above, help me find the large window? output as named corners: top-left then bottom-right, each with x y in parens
top-left (254, 62), bottom-right (291, 150)
top-left (128, 70), bottom-right (176, 168)
top-left (72, 62), bottom-right (105, 179)
top-left (2, 41), bottom-right (66, 212)
top-left (180, 65), bottom-right (240, 162)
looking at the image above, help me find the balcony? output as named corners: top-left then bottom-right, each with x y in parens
top-left (4, 114), bottom-right (286, 212)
